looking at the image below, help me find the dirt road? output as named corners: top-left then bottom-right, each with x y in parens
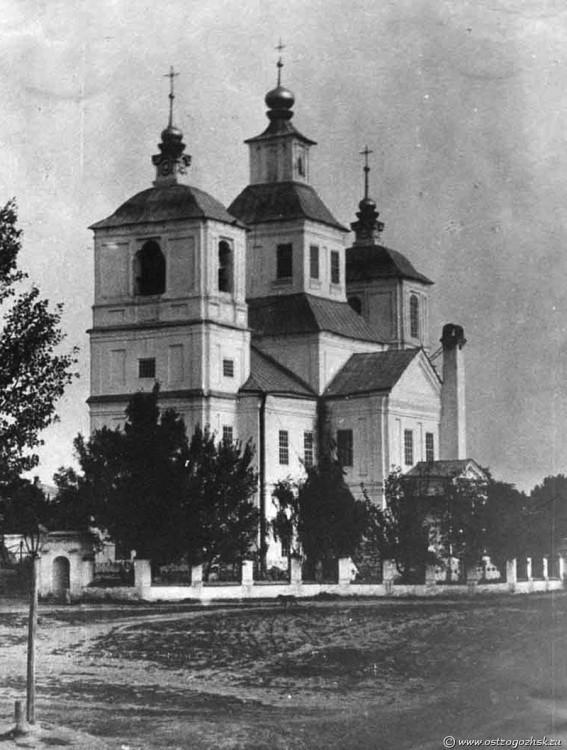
top-left (1, 595), bottom-right (566, 749)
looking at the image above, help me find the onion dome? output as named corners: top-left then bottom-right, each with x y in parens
top-left (160, 124), bottom-right (184, 143)
top-left (351, 196), bottom-right (384, 245)
top-left (265, 85), bottom-right (295, 123)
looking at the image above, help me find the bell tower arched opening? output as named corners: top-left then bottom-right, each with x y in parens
top-left (218, 240), bottom-right (233, 293)
top-left (410, 294), bottom-right (419, 339)
top-left (134, 240), bottom-right (166, 296)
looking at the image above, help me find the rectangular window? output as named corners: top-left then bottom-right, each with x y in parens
top-left (425, 432), bottom-right (435, 462)
top-left (281, 540), bottom-right (291, 557)
top-left (304, 431), bottom-right (314, 468)
top-left (223, 358), bottom-right (234, 378)
top-left (337, 429), bottom-right (353, 467)
top-left (330, 250), bottom-right (340, 285)
top-left (404, 429), bottom-right (414, 466)
top-left (276, 243), bottom-right (293, 279)
top-left (222, 425), bottom-right (233, 444)
top-left (138, 357), bottom-right (156, 379)
top-left (279, 430), bottom-right (289, 465)
top-left (309, 245), bottom-right (319, 280)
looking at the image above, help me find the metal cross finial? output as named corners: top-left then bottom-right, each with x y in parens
top-left (360, 145), bottom-right (374, 199)
top-left (164, 65), bottom-right (180, 127)
top-left (276, 39), bottom-right (285, 86)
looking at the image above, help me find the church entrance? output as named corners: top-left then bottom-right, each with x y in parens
top-left (52, 556), bottom-right (70, 597)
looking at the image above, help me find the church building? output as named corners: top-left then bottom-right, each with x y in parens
top-left (87, 64), bottom-right (467, 564)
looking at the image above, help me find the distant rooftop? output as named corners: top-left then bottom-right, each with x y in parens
top-left (91, 184), bottom-right (243, 230)
top-left (324, 349), bottom-right (420, 397)
top-left (248, 293), bottom-right (382, 343)
top-left (229, 182), bottom-right (347, 232)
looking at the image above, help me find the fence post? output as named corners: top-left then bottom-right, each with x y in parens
top-left (542, 556), bottom-right (549, 581)
top-left (81, 558), bottom-right (95, 590)
top-left (558, 554), bottom-right (566, 582)
top-left (289, 555), bottom-right (302, 594)
top-left (425, 564), bottom-right (437, 585)
top-left (191, 564), bottom-right (203, 595)
top-left (466, 565), bottom-right (480, 586)
top-left (241, 560), bottom-right (254, 595)
top-left (338, 558), bottom-right (352, 587)
top-left (134, 559), bottom-right (151, 599)
top-left (506, 558), bottom-right (517, 591)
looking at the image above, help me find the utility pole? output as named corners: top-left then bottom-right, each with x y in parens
top-left (26, 546), bottom-right (40, 724)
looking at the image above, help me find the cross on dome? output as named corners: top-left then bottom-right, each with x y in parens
top-left (276, 39), bottom-right (285, 86)
top-left (152, 65), bottom-right (191, 185)
top-left (164, 65), bottom-right (180, 128)
top-left (360, 145), bottom-right (374, 200)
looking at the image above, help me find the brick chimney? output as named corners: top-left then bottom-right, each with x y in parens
top-left (439, 323), bottom-right (467, 459)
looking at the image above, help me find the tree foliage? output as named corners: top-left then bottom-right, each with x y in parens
top-left (272, 456), bottom-right (368, 577)
top-left (0, 476), bottom-right (52, 535)
top-left (526, 475), bottom-right (567, 557)
top-left (0, 200), bottom-right (77, 481)
top-left (182, 426), bottom-right (259, 570)
top-left (364, 469), bottom-right (439, 583)
top-left (368, 468), bottom-right (531, 582)
top-left (54, 387), bottom-right (259, 568)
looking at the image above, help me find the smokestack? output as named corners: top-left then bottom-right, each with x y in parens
top-left (439, 323), bottom-right (467, 460)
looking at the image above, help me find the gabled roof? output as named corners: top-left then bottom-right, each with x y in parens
top-left (90, 184), bottom-right (243, 230)
top-left (228, 181), bottom-right (347, 232)
top-left (407, 459), bottom-right (488, 481)
top-left (240, 346), bottom-right (316, 398)
top-left (248, 293), bottom-right (382, 343)
top-left (347, 244), bottom-right (433, 285)
top-left (324, 349), bottom-right (420, 398)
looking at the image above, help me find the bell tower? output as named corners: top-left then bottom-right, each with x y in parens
top-left (88, 69), bottom-right (249, 437)
top-left (229, 47), bottom-right (349, 304)
top-left (346, 148), bottom-right (433, 350)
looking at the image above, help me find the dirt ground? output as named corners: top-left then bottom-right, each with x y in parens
top-left (1, 593), bottom-right (566, 749)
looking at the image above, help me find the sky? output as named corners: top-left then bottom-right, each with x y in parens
top-left (0, 0), bottom-right (566, 492)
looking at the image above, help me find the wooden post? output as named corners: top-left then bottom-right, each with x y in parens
top-left (14, 700), bottom-right (25, 734)
top-left (26, 552), bottom-right (39, 724)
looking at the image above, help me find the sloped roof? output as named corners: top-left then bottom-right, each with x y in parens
top-left (407, 459), bottom-right (488, 480)
top-left (90, 184), bottom-right (243, 230)
top-left (324, 349), bottom-right (420, 397)
top-left (248, 293), bottom-right (382, 343)
top-left (347, 244), bottom-right (433, 285)
top-left (228, 182), bottom-right (347, 232)
top-left (240, 346), bottom-right (316, 398)
top-left (244, 118), bottom-right (316, 145)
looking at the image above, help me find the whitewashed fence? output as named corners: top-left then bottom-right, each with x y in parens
top-left (90, 554), bottom-right (566, 602)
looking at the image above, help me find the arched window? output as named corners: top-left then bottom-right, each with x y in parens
top-left (134, 241), bottom-right (166, 296)
top-left (218, 240), bottom-right (232, 293)
top-left (348, 296), bottom-right (362, 315)
top-left (410, 294), bottom-right (419, 338)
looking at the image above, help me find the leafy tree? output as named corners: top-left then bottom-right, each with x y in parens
top-left (369, 468), bottom-right (531, 583)
top-left (55, 387), bottom-right (190, 564)
top-left (0, 476), bottom-right (52, 534)
top-left (181, 426), bottom-right (259, 572)
top-left (434, 474), bottom-right (490, 579)
top-left (55, 387), bottom-right (259, 569)
top-left (481, 478), bottom-right (529, 571)
top-left (272, 456), bottom-right (368, 578)
top-left (527, 475), bottom-right (567, 557)
top-left (0, 200), bottom-right (77, 482)
top-left (364, 468), bottom-right (439, 583)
